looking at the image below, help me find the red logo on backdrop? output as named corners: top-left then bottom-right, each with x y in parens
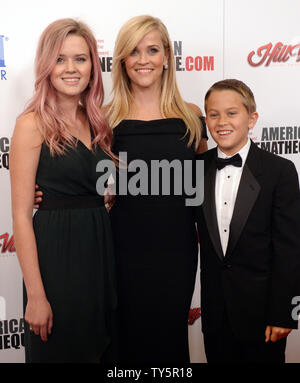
top-left (248, 42), bottom-right (300, 67)
top-left (0, 233), bottom-right (15, 254)
top-left (188, 307), bottom-right (201, 325)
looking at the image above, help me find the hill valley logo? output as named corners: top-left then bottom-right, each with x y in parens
top-left (0, 233), bottom-right (15, 257)
top-left (248, 41), bottom-right (300, 67)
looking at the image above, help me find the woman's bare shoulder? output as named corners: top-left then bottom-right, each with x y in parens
top-left (185, 102), bottom-right (203, 117)
top-left (16, 112), bottom-right (38, 129)
top-left (14, 112), bottom-right (43, 144)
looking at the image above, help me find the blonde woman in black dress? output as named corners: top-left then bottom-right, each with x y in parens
top-left (105, 15), bottom-right (208, 363)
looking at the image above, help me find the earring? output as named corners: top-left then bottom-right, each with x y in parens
top-left (163, 63), bottom-right (168, 70)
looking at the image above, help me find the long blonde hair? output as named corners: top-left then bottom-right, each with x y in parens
top-left (20, 18), bottom-right (114, 157)
top-left (107, 15), bottom-right (202, 149)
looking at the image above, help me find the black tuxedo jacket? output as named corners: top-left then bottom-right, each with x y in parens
top-left (196, 141), bottom-right (300, 342)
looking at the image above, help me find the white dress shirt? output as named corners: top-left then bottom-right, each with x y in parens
top-left (215, 139), bottom-right (251, 255)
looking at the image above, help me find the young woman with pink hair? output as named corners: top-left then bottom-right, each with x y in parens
top-left (10, 18), bottom-right (117, 363)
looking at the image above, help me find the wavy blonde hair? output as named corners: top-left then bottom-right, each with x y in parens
top-left (107, 15), bottom-right (202, 149)
top-left (20, 18), bottom-right (114, 157)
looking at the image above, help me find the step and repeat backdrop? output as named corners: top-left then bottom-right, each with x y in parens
top-left (0, 0), bottom-right (299, 363)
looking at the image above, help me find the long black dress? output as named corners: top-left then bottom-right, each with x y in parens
top-left (24, 139), bottom-right (117, 363)
top-left (110, 118), bottom-right (206, 363)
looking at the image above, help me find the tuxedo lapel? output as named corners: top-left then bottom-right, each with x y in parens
top-left (202, 149), bottom-right (224, 261)
top-left (226, 142), bottom-right (261, 257)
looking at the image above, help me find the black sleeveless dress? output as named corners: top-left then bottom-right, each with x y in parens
top-left (24, 139), bottom-right (117, 363)
top-left (110, 118), bottom-right (206, 363)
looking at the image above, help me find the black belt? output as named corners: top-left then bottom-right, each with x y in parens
top-left (39, 195), bottom-right (105, 210)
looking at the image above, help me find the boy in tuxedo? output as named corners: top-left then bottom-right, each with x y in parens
top-left (196, 79), bottom-right (300, 363)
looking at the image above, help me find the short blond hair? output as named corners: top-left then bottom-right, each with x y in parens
top-left (205, 79), bottom-right (256, 114)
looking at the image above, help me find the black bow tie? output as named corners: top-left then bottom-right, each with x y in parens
top-left (216, 153), bottom-right (242, 170)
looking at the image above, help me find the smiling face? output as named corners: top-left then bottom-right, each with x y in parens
top-left (124, 29), bottom-right (169, 92)
top-left (205, 89), bottom-right (258, 156)
top-left (50, 34), bottom-right (92, 100)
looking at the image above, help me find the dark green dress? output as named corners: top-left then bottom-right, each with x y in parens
top-left (24, 138), bottom-right (117, 363)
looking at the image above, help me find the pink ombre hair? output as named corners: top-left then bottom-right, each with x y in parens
top-left (21, 18), bottom-right (113, 157)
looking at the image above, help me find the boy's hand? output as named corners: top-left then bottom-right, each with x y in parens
top-left (265, 325), bottom-right (292, 342)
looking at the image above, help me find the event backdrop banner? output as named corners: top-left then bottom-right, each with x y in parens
top-left (0, 0), bottom-right (299, 363)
